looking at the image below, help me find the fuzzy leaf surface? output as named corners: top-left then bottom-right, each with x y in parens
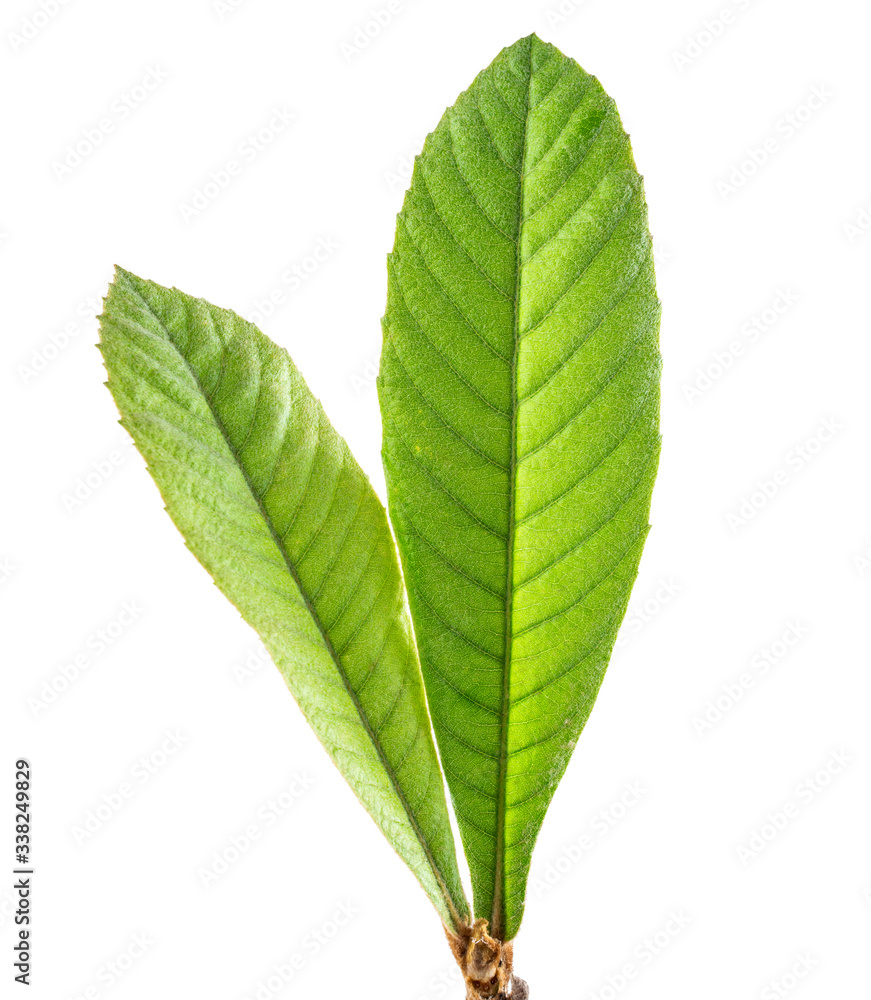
top-left (379, 34), bottom-right (661, 939)
top-left (99, 269), bottom-right (469, 930)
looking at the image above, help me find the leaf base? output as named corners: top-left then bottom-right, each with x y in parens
top-left (445, 920), bottom-right (528, 999)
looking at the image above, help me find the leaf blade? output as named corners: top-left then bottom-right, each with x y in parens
top-left (99, 268), bottom-right (470, 930)
top-left (380, 34), bottom-right (661, 939)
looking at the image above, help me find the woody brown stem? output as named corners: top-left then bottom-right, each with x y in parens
top-left (444, 919), bottom-right (528, 999)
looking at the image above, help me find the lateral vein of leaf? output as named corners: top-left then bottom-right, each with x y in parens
top-left (123, 437), bottom-right (333, 613)
top-left (423, 656), bottom-right (502, 716)
top-left (336, 569), bottom-right (397, 659)
top-left (441, 763), bottom-right (499, 801)
top-left (278, 409), bottom-right (322, 540)
top-left (523, 102), bottom-right (617, 224)
top-left (483, 74), bottom-right (524, 129)
top-left (519, 191), bottom-right (640, 338)
top-left (436, 719), bottom-right (501, 763)
top-left (373, 668), bottom-right (409, 738)
top-left (256, 370), bottom-right (293, 502)
top-left (202, 308), bottom-right (229, 404)
top-left (236, 350), bottom-right (264, 456)
top-left (518, 329), bottom-right (651, 462)
top-left (293, 447), bottom-right (347, 567)
top-left (516, 448), bottom-right (659, 589)
top-left (446, 116), bottom-right (518, 242)
top-left (410, 758), bottom-right (437, 816)
top-left (469, 94), bottom-right (521, 174)
top-left (388, 416), bottom-right (509, 539)
top-left (413, 171), bottom-right (514, 296)
top-left (323, 530), bottom-right (383, 633)
top-left (109, 325), bottom-right (232, 436)
top-left (259, 421), bottom-right (290, 501)
top-left (523, 146), bottom-right (628, 264)
top-left (510, 699), bottom-right (596, 758)
top-left (386, 339), bottom-right (510, 470)
top-left (390, 710), bottom-right (423, 776)
top-left (117, 281), bottom-right (465, 932)
top-left (521, 252), bottom-right (651, 399)
top-left (128, 405), bottom-right (252, 501)
top-left (411, 584), bottom-right (503, 665)
top-left (453, 804), bottom-right (498, 841)
top-left (506, 775), bottom-right (566, 811)
top-left (511, 623), bottom-right (617, 708)
top-left (396, 215), bottom-right (512, 358)
top-left (387, 285), bottom-right (510, 416)
top-left (523, 64), bottom-right (577, 159)
top-left (516, 385), bottom-right (658, 526)
top-left (506, 773), bottom-right (564, 811)
top-left (508, 49), bottom-right (558, 88)
top-left (512, 521), bottom-right (648, 638)
top-left (525, 72), bottom-right (596, 175)
top-left (402, 516), bottom-right (503, 598)
top-left (311, 473), bottom-right (365, 602)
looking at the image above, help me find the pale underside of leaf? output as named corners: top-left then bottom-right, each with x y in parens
top-left (98, 269), bottom-right (469, 931)
top-left (380, 34), bottom-right (661, 940)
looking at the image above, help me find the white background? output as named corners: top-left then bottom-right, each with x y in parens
top-left (2, 0), bottom-right (870, 997)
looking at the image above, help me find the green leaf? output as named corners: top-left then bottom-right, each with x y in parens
top-left (379, 34), bottom-right (661, 940)
top-left (98, 268), bottom-right (470, 931)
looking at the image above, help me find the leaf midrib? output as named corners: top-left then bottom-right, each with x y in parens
top-left (123, 279), bottom-right (466, 931)
top-left (491, 41), bottom-right (534, 941)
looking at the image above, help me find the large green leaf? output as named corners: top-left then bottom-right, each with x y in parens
top-left (379, 34), bottom-right (661, 940)
top-left (98, 268), bottom-right (469, 931)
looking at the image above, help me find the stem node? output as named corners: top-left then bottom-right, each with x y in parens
top-left (445, 919), bottom-right (528, 999)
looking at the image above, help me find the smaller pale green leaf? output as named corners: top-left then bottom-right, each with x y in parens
top-left (98, 268), bottom-right (469, 931)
